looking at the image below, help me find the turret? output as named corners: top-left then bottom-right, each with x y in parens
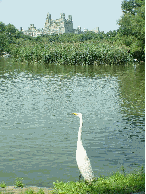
top-left (77, 26), bottom-right (81, 31)
top-left (60, 13), bottom-right (65, 20)
top-left (28, 24), bottom-right (36, 31)
top-left (68, 15), bottom-right (72, 22)
top-left (46, 13), bottom-right (51, 25)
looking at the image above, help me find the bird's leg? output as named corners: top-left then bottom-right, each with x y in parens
top-left (79, 174), bottom-right (82, 182)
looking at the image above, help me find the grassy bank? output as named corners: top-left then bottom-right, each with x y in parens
top-left (0, 168), bottom-right (144, 194)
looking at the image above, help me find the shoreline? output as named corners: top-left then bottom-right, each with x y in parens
top-left (0, 186), bottom-right (144, 194)
top-left (0, 186), bottom-right (54, 194)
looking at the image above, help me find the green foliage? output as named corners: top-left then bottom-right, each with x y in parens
top-left (0, 181), bottom-right (6, 188)
top-left (25, 189), bottom-right (35, 194)
top-left (0, 0), bottom-right (145, 63)
top-left (40, 32), bottom-right (103, 43)
top-left (0, 22), bottom-right (6, 32)
top-left (117, 0), bottom-right (145, 61)
top-left (9, 39), bottom-right (133, 65)
top-left (0, 21), bottom-right (134, 65)
top-left (37, 188), bottom-right (45, 194)
top-left (14, 177), bottom-right (24, 188)
top-left (0, 170), bottom-right (144, 194)
top-left (17, 188), bottom-right (45, 194)
top-left (53, 168), bottom-right (145, 194)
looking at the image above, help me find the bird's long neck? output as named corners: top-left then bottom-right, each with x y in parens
top-left (78, 116), bottom-right (83, 142)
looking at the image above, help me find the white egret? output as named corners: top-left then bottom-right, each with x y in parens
top-left (72, 113), bottom-right (94, 182)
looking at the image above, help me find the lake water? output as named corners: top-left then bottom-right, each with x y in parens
top-left (0, 58), bottom-right (145, 188)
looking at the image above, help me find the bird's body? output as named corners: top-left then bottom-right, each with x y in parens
top-left (72, 113), bottom-right (94, 182)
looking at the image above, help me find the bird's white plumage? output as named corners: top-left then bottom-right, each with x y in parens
top-left (72, 113), bottom-right (94, 181)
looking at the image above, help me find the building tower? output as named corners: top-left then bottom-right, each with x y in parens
top-left (45, 13), bottom-right (51, 27)
top-left (68, 15), bottom-right (72, 22)
top-left (60, 13), bottom-right (65, 20)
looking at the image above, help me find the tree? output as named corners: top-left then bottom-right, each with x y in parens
top-left (0, 22), bottom-right (7, 54)
top-left (117, 0), bottom-right (145, 61)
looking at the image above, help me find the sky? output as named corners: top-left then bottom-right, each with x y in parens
top-left (0, 0), bottom-right (123, 33)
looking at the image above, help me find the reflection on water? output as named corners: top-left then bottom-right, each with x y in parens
top-left (0, 58), bottom-right (145, 187)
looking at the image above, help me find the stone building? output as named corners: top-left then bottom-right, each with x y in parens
top-left (21, 24), bottom-right (38, 37)
top-left (20, 12), bottom-right (99, 37)
top-left (44, 12), bottom-right (74, 34)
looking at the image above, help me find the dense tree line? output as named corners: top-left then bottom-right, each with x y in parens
top-left (117, 0), bottom-right (145, 61)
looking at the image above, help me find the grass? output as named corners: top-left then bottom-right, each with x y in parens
top-left (53, 167), bottom-right (145, 194)
top-left (24, 188), bottom-right (45, 194)
top-left (14, 177), bottom-right (24, 188)
top-left (0, 167), bottom-right (144, 194)
top-left (0, 181), bottom-right (6, 188)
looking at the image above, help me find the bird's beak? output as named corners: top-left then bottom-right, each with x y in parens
top-left (72, 113), bottom-right (77, 115)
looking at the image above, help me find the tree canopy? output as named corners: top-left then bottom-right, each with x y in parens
top-left (117, 0), bottom-right (145, 61)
